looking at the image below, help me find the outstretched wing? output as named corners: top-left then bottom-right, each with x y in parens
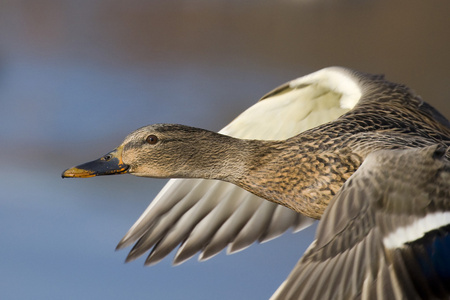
top-left (117, 67), bottom-right (364, 265)
top-left (271, 145), bottom-right (450, 300)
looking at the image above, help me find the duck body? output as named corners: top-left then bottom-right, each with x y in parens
top-left (62, 67), bottom-right (450, 299)
top-left (237, 101), bottom-right (450, 219)
top-left (271, 145), bottom-right (450, 299)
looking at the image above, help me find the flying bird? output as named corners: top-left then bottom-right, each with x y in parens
top-left (63, 67), bottom-right (450, 298)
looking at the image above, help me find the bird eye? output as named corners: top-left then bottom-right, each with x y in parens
top-left (146, 135), bottom-right (158, 144)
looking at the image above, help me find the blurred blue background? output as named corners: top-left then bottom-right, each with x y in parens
top-left (1, 1), bottom-right (449, 299)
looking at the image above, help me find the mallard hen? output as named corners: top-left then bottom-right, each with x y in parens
top-left (63, 67), bottom-right (450, 299)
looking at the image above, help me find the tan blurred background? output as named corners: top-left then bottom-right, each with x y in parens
top-left (1, 1), bottom-right (449, 299)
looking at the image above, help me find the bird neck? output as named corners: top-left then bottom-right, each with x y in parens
top-left (212, 137), bottom-right (363, 219)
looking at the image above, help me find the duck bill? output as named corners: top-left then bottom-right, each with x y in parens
top-left (62, 145), bottom-right (129, 178)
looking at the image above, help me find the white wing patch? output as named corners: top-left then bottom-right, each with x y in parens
top-left (221, 67), bottom-right (361, 140)
top-left (383, 211), bottom-right (450, 249)
top-left (289, 67), bottom-right (362, 110)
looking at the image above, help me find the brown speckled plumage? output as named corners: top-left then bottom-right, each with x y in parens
top-left (232, 77), bottom-right (450, 218)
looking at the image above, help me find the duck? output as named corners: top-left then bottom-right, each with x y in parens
top-left (62, 67), bottom-right (450, 299)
